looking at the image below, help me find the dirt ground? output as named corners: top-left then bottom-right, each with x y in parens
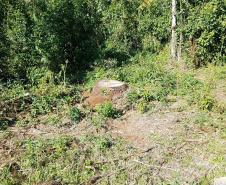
top-left (0, 77), bottom-right (225, 184)
top-left (1, 99), bottom-right (225, 184)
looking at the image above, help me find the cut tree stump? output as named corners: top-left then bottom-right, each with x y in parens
top-left (214, 177), bottom-right (226, 185)
top-left (85, 79), bottom-right (127, 106)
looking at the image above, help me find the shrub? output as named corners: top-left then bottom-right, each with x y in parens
top-left (182, 0), bottom-right (226, 66)
top-left (97, 101), bottom-right (118, 118)
top-left (70, 107), bottom-right (82, 124)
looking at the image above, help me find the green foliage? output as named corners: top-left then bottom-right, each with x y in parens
top-left (139, 88), bottom-right (154, 102)
top-left (0, 0), bottom-right (103, 79)
top-left (97, 101), bottom-right (119, 118)
top-left (0, 0), bottom-right (225, 81)
top-left (93, 136), bottom-right (111, 151)
top-left (0, 0), bottom-right (41, 78)
top-left (198, 85), bottom-right (215, 111)
top-left (70, 107), bottom-right (82, 124)
top-left (30, 96), bottom-right (53, 117)
top-left (126, 89), bottom-right (140, 103)
top-left (0, 0), bottom-right (9, 78)
top-left (182, 0), bottom-right (226, 66)
top-left (31, 0), bottom-right (102, 72)
top-left (0, 120), bottom-right (8, 131)
top-left (194, 113), bottom-right (209, 126)
top-left (138, 101), bottom-right (148, 114)
top-left (99, 0), bottom-right (171, 60)
top-left (0, 0), bottom-right (172, 80)
top-left (26, 67), bottom-right (54, 86)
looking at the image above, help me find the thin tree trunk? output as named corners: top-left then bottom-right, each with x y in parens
top-left (177, 33), bottom-right (182, 62)
top-left (177, 0), bottom-right (182, 62)
top-left (171, 0), bottom-right (176, 61)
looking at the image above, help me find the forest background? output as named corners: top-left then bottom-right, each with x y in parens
top-left (0, 0), bottom-right (225, 81)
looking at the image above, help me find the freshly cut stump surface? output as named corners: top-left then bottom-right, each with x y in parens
top-left (214, 177), bottom-right (226, 185)
top-left (85, 79), bottom-right (127, 106)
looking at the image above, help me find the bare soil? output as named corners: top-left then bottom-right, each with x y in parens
top-left (0, 77), bottom-right (225, 184)
top-left (1, 100), bottom-right (224, 184)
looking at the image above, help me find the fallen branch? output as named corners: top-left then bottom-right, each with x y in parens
top-left (175, 142), bottom-right (186, 151)
top-left (191, 165), bottom-right (216, 184)
top-left (185, 80), bottom-right (196, 91)
top-left (185, 139), bottom-right (201, 142)
top-left (185, 139), bottom-right (209, 145)
top-left (84, 167), bottom-right (125, 185)
top-left (84, 147), bottom-right (156, 184)
top-left (94, 146), bottom-right (156, 165)
top-left (4, 93), bottom-right (31, 104)
top-left (84, 174), bottom-right (102, 185)
top-left (132, 159), bottom-right (179, 172)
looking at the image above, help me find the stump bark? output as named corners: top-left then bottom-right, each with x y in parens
top-left (85, 79), bottom-right (127, 106)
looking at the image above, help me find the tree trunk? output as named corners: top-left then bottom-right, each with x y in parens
top-left (177, 33), bottom-right (182, 62)
top-left (171, 0), bottom-right (176, 61)
top-left (177, 0), bottom-right (182, 62)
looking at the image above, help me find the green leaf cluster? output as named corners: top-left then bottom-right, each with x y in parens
top-left (180, 0), bottom-right (226, 65)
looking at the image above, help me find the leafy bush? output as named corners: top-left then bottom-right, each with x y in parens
top-left (1, 0), bottom-right (225, 81)
top-left (30, 97), bottom-right (53, 117)
top-left (0, 0), bottom-right (103, 79)
top-left (93, 136), bottom-right (111, 151)
top-left (198, 86), bottom-right (215, 111)
top-left (70, 107), bottom-right (82, 124)
top-left (0, 120), bottom-right (8, 131)
top-left (182, 0), bottom-right (226, 66)
top-left (126, 89), bottom-right (140, 103)
top-left (97, 101), bottom-right (118, 118)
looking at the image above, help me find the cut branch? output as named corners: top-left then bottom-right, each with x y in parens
top-left (94, 146), bottom-right (156, 165)
top-left (84, 168), bottom-right (125, 185)
top-left (132, 159), bottom-right (179, 172)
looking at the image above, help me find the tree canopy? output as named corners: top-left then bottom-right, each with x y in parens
top-left (0, 0), bottom-right (225, 80)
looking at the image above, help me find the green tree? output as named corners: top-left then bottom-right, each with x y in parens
top-left (181, 0), bottom-right (226, 66)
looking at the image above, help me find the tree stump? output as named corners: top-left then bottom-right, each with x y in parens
top-left (214, 177), bottom-right (226, 185)
top-left (85, 79), bottom-right (127, 106)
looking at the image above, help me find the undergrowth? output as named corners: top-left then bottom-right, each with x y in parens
top-left (0, 48), bottom-right (225, 184)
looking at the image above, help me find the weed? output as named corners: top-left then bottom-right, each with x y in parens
top-left (194, 114), bottom-right (209, 126)
top-left (177, 106), bottom-right (186, 112)
top-left (211, 154), bottom-right (225, 163)
top-left (97, 101), bottom-right (119, 118)
top-left (0, 120), bottom-right (8, 130)
top-left (1, 129), bottom-right (13, 139)
top-left (99, 87), bottom-right (111, 96)
top-left (140, 88), bottom-right (154, 102)
top-left (50, 117), bottom-right (61, 126)
top-left (126, 89), bottom-right (140, 103)
top-left (138, 101), bottom-right (148, 114)
top-left (198, 85), bottom-right (215, 111)
top-left (29, 96), bottom-right (53, 117)
top-left (125, 89), bottom-right (140, 109)
top-left (80, 135), bottom-right (88, 142)
top-left (89, 116), bottom-right (106, 128)
top-left (70, 107), bottom-right (82, 124)
top-left (15, 119), bottom-right (27, 127)
top-left (93, 136), bottom-right (111, 151)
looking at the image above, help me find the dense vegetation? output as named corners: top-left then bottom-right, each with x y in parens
top-left (0, 0), bottom-right (225, 184)
top-left (0, 0), bottom-right (225, 80)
